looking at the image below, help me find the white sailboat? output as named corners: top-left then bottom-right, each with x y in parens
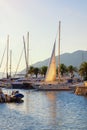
top-left (33, 42), bottom-right (70, 90)
top-left (33, 22), bottom-right (72, 91)
top-left (45, 41), bottom-right (56, 82)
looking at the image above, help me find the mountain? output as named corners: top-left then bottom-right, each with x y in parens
top-left (32, 50), bottom-right (87, 68)
top-left (20, 50), bottom-right (87, 74)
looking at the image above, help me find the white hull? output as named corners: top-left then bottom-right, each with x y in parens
top-left (33, 82), bottom-right (73, 91)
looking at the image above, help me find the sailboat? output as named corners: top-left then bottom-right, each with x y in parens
top-left (45, 41), bottom-right (56, 82)
top-left (11, 32), bottom-right (33, 89)
top-left (33, 22), bottom-right (72, 91)
top-left (33, 43), bottom-right (71, 90)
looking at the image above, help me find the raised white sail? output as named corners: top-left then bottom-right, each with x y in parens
top-left (45, 41), bottom-right (56, 82)
top-left (33, 21), bottom-right (72, 91)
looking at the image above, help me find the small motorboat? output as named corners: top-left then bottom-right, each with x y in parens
top-left (10, 91), bottom-right (24, 103)
top-left (0, 89), bottom-right (24, 103)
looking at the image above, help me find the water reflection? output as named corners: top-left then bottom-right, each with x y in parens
top-left (7, 90), bottom-right (59, 125)
top-left (1, 89), bottom-right (87, 130)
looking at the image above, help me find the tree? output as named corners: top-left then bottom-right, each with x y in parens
top-left (40, 66), bottom-right (48, 77)
top-left (56, 64), bottom-right (67, 77)
top-left (28, 66), bottom-right (34, 76)
top-left (60, 64), bottom-right (68, 76)
top-left (68, 65), bottom-right (77, 78)
top-left (33, 67), bottom-right (39, 78)
top-left (79, 62), bottom-right (87, 80)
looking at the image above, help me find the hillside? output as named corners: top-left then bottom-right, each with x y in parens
top-left (20, 50), bottom-right (87, 74)
top-left (32, 50), bottom-right (87, 68)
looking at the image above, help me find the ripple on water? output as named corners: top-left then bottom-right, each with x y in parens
top-left (0, 90), bottom-right (87, 130)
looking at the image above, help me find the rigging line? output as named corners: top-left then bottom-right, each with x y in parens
top-left (0, 45), bottom-right (6, 68)
top-left (54, 24), bottom-right (59, 42)
top-left (54, 20), bottom-right (61, 43)
top-left (14, 48), bottom-right (24, 77)
top-left (2, 62), bottom-right (6, 78)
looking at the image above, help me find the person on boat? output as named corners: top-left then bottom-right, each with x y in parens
top-left (11, 90), bottom-right (16, 95)
top-left (10, 90), bottom-right (21, 102)
top-left (11, 90), bottom-right (19, 95)
top-left (15, 91), bottom-right (19, 94)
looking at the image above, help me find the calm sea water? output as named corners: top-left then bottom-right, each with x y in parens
top-left (0, 89), bottom-right (87, 130)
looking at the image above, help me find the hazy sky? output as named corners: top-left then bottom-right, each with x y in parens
top-left (0, 0), bottom-right (87, 73)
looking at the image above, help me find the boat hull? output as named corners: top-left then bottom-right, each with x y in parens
top-left (12, 82), bottom-right (34, 89)
top-left (33, 83), bottom-right (73, 91)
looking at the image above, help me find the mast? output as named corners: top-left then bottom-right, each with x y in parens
top-left (14, 48), bottom-right (23, 77)
top-left (6, 35), bottom-right (9, 79)
top-left (23, 32), bottom-right (29, 78)
top-left (58, 21), bottom-right (61, 82)
top-left (23, 36), bottom-right (28, 77)
top-left (0, 46), bottom-right (6, 68)
top-left (10, 50), bottom-right (12, 78)
top-left (27, 32), bottom-right (29, 77)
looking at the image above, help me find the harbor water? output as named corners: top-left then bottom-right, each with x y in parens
top-left (0, 89), bottom-right (87, 130)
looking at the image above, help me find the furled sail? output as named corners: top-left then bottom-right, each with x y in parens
top-left (45, 41), bottom-right (56, 82)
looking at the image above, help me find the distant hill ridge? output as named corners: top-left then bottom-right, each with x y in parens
top-left (20, 50), bottom-right (87, 74)
top-left (32, 50), bottom-right (87, 68)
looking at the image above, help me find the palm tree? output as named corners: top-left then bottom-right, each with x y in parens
top-left (60, 64), bottom-right (68, 76)
top-left (40, 66), bottom-right (48, 77)
top-left (56, 64), bottom-right (68, 77)
top-left (79, 62), bottom-right (87, 80)
top-left (68, 65), bottom-right (77, 78)
top-left (28, 66), bottom-right (34, 76)
top-left (33, 67), bottom-right (39, 78)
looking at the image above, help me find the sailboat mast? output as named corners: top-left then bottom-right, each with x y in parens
top-left (27, 32), bottom-right (29, 77)
top-left (10, 50), bottom-right (12, 78)
top-left (58, 21), bottom-right (61, 82)
top-left (14, 49), bottom-right (23, 77)
top-left (6, 35), bottom-right (9, 79)
top-left (23, 36), bottom-right (27, 76)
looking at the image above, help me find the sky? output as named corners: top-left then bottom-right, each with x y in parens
top-left (0, 0), bottom-right (87, 74)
